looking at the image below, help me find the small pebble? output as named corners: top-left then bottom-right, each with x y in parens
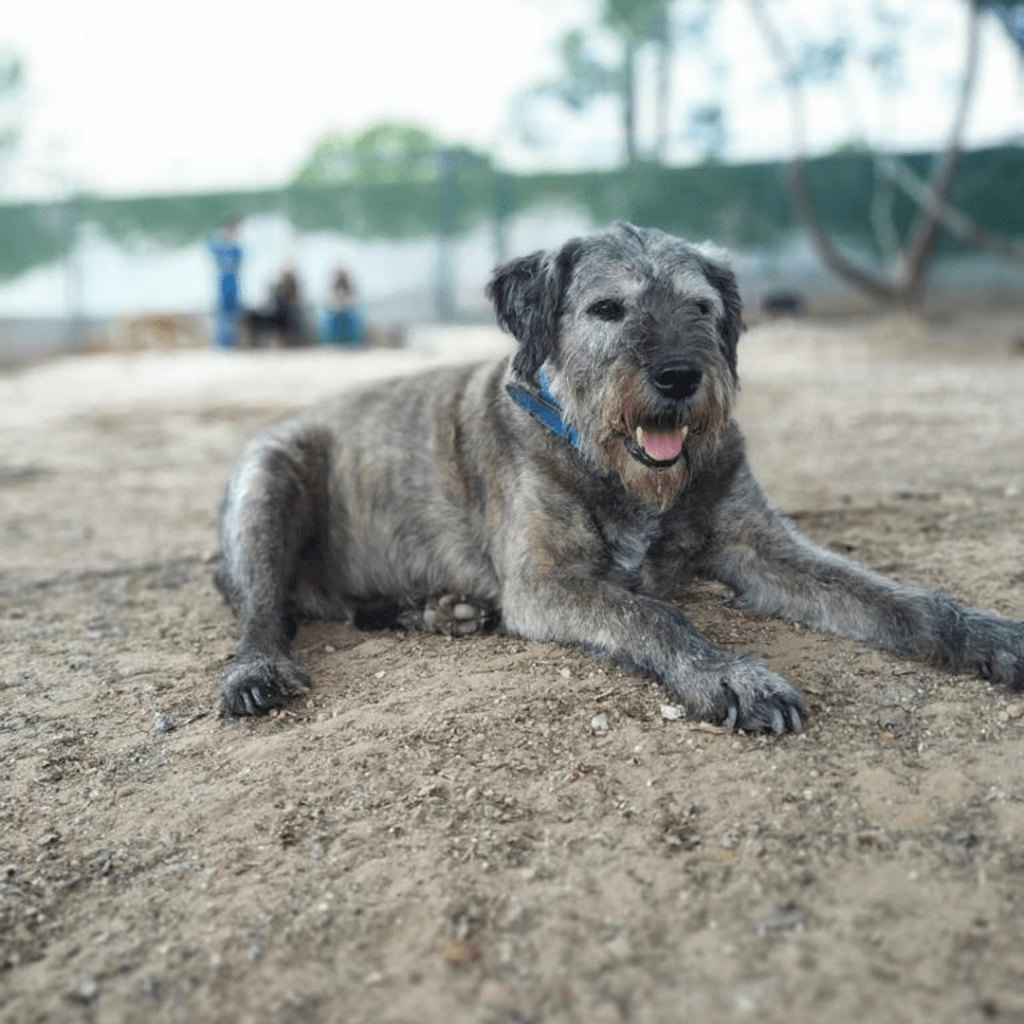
top-left (754, 905), bottom-right (808, 936)
top-left (324, 644), bottom-right (336, 653)
top-left (153, 712), bottom-right (175, 733)
top-left (72, 976), bottom-right (99, 1003)
top-left (660, 704), bottom-right (684, 721)
top-left (440, 939), bottom-right (478, 965)
top-left (1006, 702), bottom-right (1024, 720)
top-left (590, 713), bottom-right (609, 736)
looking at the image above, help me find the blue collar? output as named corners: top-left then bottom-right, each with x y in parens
top-left (505, 366), bottom-right (582, 451)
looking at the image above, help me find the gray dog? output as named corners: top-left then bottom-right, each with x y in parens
top-left (215, 223), bottom-right (1024, 733)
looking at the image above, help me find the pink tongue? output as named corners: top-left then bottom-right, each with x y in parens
top-left (639, 427), bottom-right (684, 462)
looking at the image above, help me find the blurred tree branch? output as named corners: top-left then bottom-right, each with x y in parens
top-left (875, 152), bottom-right (1024, 262)
top-left (984, 0), bottom-right (1024, 54)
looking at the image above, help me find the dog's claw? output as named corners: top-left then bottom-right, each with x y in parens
top-left (221, 652), bottom-right (311, 717)
top-left (722, 697), bottom-right (739, 729)
top-left (705, 664), bottom-right (806, 735)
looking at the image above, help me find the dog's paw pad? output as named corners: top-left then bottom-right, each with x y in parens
top-left (422, 595), bottom-right (495, 637)
top-left (221, 653), bottom-right (310, 717)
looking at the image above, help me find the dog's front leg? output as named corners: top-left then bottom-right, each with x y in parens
top-left (217, 429), bottom-right (329, 715)
top-left (501, 574), bottom-right (806, 733)
top-left (701, 476), bottom-right (1024, 690)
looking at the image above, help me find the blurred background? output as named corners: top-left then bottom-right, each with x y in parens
top-left (0, 0), bottom-right (1022, 359)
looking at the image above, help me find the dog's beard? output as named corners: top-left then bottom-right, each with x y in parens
top-left (574, 383), bottom-right (731, 512)
top-left (589, 428), bottom-right (692, 512)
top-left (608, 445), bottom-right (693, 512)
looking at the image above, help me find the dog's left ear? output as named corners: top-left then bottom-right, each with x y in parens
top-left (487, 240), bottom-right (581, 382)
top-left (696, 250), bottom-right (743, 380)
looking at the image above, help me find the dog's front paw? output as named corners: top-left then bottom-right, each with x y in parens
top-left (686, 659), bottom-right (806, 734)
top-left (967, 619), bottom-right (1024, 690)
top-left (220, 652), bottom-right (311, 716)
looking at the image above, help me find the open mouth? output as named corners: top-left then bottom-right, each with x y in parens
top-left (625, 424), bottom-right (689, 469)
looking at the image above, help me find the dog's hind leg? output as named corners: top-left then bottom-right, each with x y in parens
top-left (217, 425), bottom-right (330, 715)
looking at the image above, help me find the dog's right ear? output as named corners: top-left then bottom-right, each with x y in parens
top-left (694, 246), bottom-right (743, 381)
top-left (486, 241), bottom-right (580, 382)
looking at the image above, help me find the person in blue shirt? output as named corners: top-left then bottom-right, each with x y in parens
top-left (321, 267), bottom-right (367, 347)
top-left (207, 219), bottom-right (243, 348)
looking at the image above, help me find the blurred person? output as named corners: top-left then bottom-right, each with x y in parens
top-left (242, 268), bottom-right (311, 348)
top-left (321, 267), bottom-right (367, 347)
top-left (207, 218), bottom-right (243, 348)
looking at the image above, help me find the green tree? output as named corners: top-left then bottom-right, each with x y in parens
top-left (0, 48), bottom-right (25, 184)
top-left (602, 0), bottom-right (675, 164)
top-left (292, 121), bottom-right (488, 187)
top-left (532, 0), bottom-right (713, 166)
top-left (685, 103), bottom-right (726, 162)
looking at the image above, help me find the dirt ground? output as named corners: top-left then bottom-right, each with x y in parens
top-left (2, 313), bottom-right (1024, 1024)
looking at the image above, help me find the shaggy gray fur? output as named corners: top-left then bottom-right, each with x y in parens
top-left (215, 223), bottom-right (1024, 732)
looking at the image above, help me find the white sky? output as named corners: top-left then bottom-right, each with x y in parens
top-left (1, 0), bottom-right (1022, 200)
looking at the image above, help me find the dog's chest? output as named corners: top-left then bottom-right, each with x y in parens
top-left (600, 516), bottom-right (662, 585)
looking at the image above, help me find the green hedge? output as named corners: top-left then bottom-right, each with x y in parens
top-left (1, 146), bottom-right (1022, 282)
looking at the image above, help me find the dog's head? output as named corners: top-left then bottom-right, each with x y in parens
top-left (487, 223), bottom-right (743, 510)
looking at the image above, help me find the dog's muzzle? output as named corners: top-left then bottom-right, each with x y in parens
top-left (625, 361), bottom-right (703, 468)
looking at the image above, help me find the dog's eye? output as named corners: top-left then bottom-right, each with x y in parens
top-left (694, 299), bottom-right (712, 316)
top-left (587, 299), bottom-right (626, 322)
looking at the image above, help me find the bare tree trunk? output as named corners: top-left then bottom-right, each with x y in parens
top-left (654, 5), bottom-right (672, 161)
top-left (784, 162), bottom-right (903, 301)
top-left (748, 0), bottom-right (982, 308)
top-left (869, 167), bottom-right (903, 270)
top-left (749, 0), bottom-right (900, 300)
top-left (897, 0), bottom-right (980, 303)
top-left (623, 37), bottom-right (638, 166)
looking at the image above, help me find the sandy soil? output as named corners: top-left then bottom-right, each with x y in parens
top-left (2, 313), bottom-right (1024, 1024)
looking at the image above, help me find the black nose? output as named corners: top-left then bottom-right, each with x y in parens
top-left (651, 362), bottom-right (703, 403)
